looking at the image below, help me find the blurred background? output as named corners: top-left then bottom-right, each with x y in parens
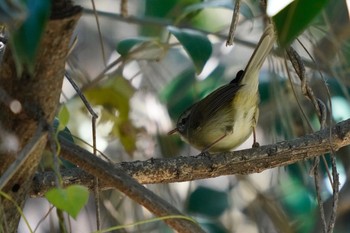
top-left (15, 0), bottom-right (350, 232)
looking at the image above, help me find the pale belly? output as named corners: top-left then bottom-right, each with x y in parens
top-left (202, 105), bottom-right (257, 152)
top-left (190, 86), bottom-right (259, 152)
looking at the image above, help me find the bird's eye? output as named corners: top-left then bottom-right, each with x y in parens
top-left (179, 117), bottom-right (187, 128)
top-left (177, 108), bottom-right (192, 133)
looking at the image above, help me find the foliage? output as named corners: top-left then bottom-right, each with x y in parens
top-left (45, 185), bottom-right (89, 219)
top-left (10, 0), bottom-right (51, 75)
top-left (168, 26), bottom-right (212, 74)
top-left (3, 0), bottom-right (350, 232)
top-left (273, 0), bottom-right (330, 47)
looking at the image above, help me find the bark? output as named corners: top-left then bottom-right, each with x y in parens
top-left (31, 118), bottom-right (350, 195)
top-left (0, 2), bottom-right (81, 231)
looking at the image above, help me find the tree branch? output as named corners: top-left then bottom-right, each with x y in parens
top-left (0, 2), bottom-right (81, 231)
top-left (57, 139), bottom-right (205, 232)
top-left (32, 118), bottom-right (350, 195)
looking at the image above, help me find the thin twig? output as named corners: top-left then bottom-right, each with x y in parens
top-left (81, 56), bottom-right (123, 91)
top-left (288, 46), bottom-right (330, 230)
top-left (226, 0), bottom-right (240, 46)
top-left (284, 52), bottom-right (314, 131)
top-left (64, 72), bottom-right (98, 119)
top-left (33, 205), bottom-right (55, 233)
top-left (64, 71), bottom-right (101, 230)
top-left (90, 0), bottom-right (107, 66)
top-left (297, 38), bottom-right (339, 233)
top-left (60, 130), bottom-right (112, 163)
top-left (287, 45), bottom-right (340, 233)
top-left (92, 117), bottom-right (101, 231)
top-left (327, 153), bottom-right (339, 233)
top-left (287, 47), bottom-right (323, 119)
top-left (120, 0), bottom-right (128, 17)
top-left (82, 39), bottom-right (165, 91)
top-left (82, 8), bottom-right (339, 78)
top-left (313, 158), bottom-right (327, 233)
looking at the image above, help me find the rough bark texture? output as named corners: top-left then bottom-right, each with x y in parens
top-left (0, 2), bottom-right (81, 231)
top-left (30, 118), bottom-right (350, 196)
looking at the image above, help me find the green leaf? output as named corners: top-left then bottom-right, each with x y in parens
top-left (116, 119), bottom-right (137, 154)
top-left (85, 77), bottom-right (137, 155)
top-left (168, 26), bottom-right (212, 74)
top-left (142, 0), bottom-right (201, 36)
top-left (117, 37), bottom-right (152, 56)
top-left (187, 186), bottom-right (229, 217)
top-left (45, 185), bottom-right (89, 219)
top-left (179, 0), bottom-right (253, 32)
top-left (116, 37), bottom-right (166, 60)
top-left (273, 0), bottom-right (329, 47)
top-left (57, 105), bottom-right (70, 132)
top-left (11, 0), bottom-right (51, 75)
top-left (53, 118), bottom-right (74, 144)
top-left (85, 77), bottom-right (134, 118)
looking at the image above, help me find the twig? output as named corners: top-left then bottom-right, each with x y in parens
top-left (120, 0), bottom-right (128, 17)
top-left (297, 38), bottom-right (339, 233)
top-left (81, 56), bottom-right (123, 91)
top-left (90, 0), bottom-right (107, 66)
top-left (92, 117), bottom-right (101, 231)
top-left (286, 47), bottom-right (322, 119)
top-left (288, 46), bottom-right (330, 231)
top-left (313, 157), bottom-right (327, 233)
top-left (226, 0), bottom-right (240, 46)
top-left (64, 72), bottom-right (98, 119)
top-left (287, 46), bottom-right (339, 233)
top-left (328, 153), bottom-right (339, 233)
top-left (64, 71), bottom-right (101, 230)
top-left (33, 205), bottom-right (55, 232)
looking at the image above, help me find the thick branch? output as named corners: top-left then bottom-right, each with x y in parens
top-left (32, 118), bottom-right (350, 194)
top-left (0, 3), bottom-right (81, 232)
top-left (57, 138), bottom-right (205, 232)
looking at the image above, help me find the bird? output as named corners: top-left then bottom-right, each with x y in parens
top-left (168, 25), bottom-right (276, 153)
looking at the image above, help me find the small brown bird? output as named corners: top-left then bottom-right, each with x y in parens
top-left (168, 25), bottom-right (276, 153)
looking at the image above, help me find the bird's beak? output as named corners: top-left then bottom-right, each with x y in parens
top-left (167, 128), bottom-right (178, 135)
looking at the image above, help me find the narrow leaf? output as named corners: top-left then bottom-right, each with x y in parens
top-left (273, 0), bottom-right (329, 47)
top-left (168, 26), bottom-right (212, 74)
top-left (11, 0), bottom-right (51, 75)
top-left (117, 37), bottom-right (152, 56)
top-left (116, 37), bottom-right (166, 61)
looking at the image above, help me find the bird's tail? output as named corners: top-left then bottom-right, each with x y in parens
top-left (240, 24), bottom-right (276, 86)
